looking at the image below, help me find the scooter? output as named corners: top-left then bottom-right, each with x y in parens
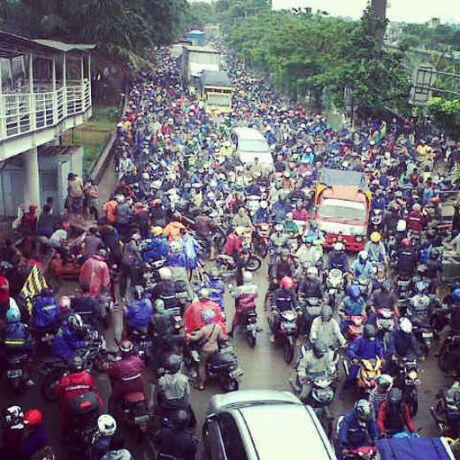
top-left (430, 382), bottom-right (460, 437)
top-left (269, 307), bottom-right (298, 363)
top-left (253, 222), bottom-right (271, 257)
top-left (4, 352), bottom-right (31, 395)
top-left (395, 357), bottom-right (419, 415)
top-left (122, 391), bottom-right (150, 439)
top-left (326, 269), bottom-right (344, 310)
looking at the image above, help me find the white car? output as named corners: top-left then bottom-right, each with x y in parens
top-left (231, 127), bottom-right (274, 171)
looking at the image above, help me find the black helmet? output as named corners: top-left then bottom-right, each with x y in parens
top-left (41, 288), bottom-right (54, 298)
top-left (132, 285), bottom-right (144, 300)
top-left (164, 354), bottom-right (182, 374)
top-left (312, 342), bottom-right (327, 358)
top-left (364, 324), bottom-right (376, 339)
top-left (71, 356), bottom-right (84, 372)
top-left (170, 409), bottom-right (189, 429)
top-left (388, 387), bottom-right (403, 406)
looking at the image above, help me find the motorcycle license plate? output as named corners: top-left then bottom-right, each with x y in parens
top-left (229, 369), bottom-right (243, 379)
top-left (134, 415), bottom-right (149, 425)
top-left (422, 332), bottom-right (433, 338)
top-left (246, 323), bottom-right (256, 331)
top-left (7, 369), bottom-right (22, 378)
top-left (140, 341), bottom-right (151, 348)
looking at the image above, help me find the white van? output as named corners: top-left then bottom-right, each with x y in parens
top-left (231, 127), bottom-right (274, 171)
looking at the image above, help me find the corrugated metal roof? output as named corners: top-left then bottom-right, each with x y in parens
top-left (33, 39), bottom-right (95, 53)
top-left (201, 70), bottom-right (232, 87)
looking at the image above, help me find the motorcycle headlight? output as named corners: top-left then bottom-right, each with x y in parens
top-left (408, 370), bottom-right (418, 381)
top-left (355, 236), bottom-right (363, 242)
top-left (312, 387), bottom-right (334, 404)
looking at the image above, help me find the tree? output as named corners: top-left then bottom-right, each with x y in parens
top-left (427, 97), bottom-right (460, 139)
top-left (185, 1), bottom-right (216, 30)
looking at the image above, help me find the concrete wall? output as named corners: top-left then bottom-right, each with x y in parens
top-left (0, 145), bottom-right (83, 216)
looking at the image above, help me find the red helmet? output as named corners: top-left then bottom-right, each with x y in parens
top-left (280, 276), bottom-right (294, 290)
top-left (24, 409), bottom-right (42, 426)
top-left (401, 238), bottom-right (411, 248)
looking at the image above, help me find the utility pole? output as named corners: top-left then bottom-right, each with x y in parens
top-left (370, 0), bottom-right (387, 42)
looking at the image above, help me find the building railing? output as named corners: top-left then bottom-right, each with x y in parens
top-left (0, 79), bottom-right (91, 142)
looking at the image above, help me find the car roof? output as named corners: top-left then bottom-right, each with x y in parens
top-left (233, 127), bottom-right (266, 141)
top-left (208, 390), bottom-right (301, 413)
top-left (237, 403), bottom-right (335, 460)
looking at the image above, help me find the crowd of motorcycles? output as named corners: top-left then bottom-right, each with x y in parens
top-left (1, 43), bottom-right (460, 459)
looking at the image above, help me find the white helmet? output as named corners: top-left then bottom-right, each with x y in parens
top-left (399, 317), bottom-right (412, 333)
top-left (141, 172), bottom-right (149, 180)
top-left (68, 314), bottom-right (83, 330)
top-left (358, 251), bottom-right (368, 261)
top-left (260, 200), bottom-right (268, 209)
top-left (243, 272), bottom-right (253, 283)
top-left (333, 242), bottom-right (344, 251)
top-left (115, 194), bottom-right (125, 203)
top-left (97, 414), bottom-right (117, 436)
top-left (169, 240), bottom-right (182, 253)
top-left (307, 266), bottom-right (318, 277)
top-left (159, 267), bottom-right (172, 281)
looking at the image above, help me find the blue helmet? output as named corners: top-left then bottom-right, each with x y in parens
top-left (453, 288), bottom-right (460, 302)
top-left (348, 285), bottom-right (361, 299)
top-left (6, 308), bottom-right (20, 323)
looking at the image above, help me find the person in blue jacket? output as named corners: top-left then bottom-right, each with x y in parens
top-left (340, 285), bottom-right (366, 332)
top-left (143, 226), bottom-right (168, 262)
top-left (350, 251), bottom-right (373, 280)
top-left (201, 268), bottom-right (226, 311)
top-left (344, 325), bottom-right (384, 388)
top-left (339, 399), bottom-right (379, 454)
top-left (32, 288), bottom-right (59, 330)
top-left (124, 285), bottom-right (153, 333)
top-left (253, 200), bottom-right (271, 224)
top-left (51, 313), bottom-right (87, 361)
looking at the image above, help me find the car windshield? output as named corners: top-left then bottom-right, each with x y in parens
top-left (319, 201), bottom-right (366, 222)
top-left (239, 139), bottom-right (268, 153)
top-left (207, 93), bottom-right (231, 106)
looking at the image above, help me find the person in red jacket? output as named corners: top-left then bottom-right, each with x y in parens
top-left (377, 387), bottom-right (416, 436)
top-left (79, 249), bottom-right (110, 297)
top-left (55, 356), bottom-right (102, 437)
top-left (105, 340), bottom-right (146, 412)
top-left (406, 203), bottom-right (426, 233)
top-left (224, 227), bottom-right (243, 258)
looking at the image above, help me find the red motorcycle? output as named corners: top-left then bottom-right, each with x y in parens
top-left (343, 315), bottom-right (366, 341)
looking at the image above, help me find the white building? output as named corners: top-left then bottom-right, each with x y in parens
top-left (0, 31), bottom-right (94, 216)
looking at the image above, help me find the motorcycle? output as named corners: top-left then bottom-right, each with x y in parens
top-left (335, 416), bottom-right (378, 459)
top-left (342, 315), bottom-right (366, 341)
top-left (356, 357), bottom-right (382, 394)
top-left (369, 209), bottom-right (383, 234)
top-left (396, 274), bottom-right (411, 301)
top-left (325, 269), bottom-right (344, 310)
top-left (298, 296), bottom-right (322, 335)
top-left (242, 308), bottom-right (258, 347)
top-left (4, 352), bottom-right (31, 395)
top-left (121, 391), bottom-right (150, 439)
top-left (411, 320), bottom-right (434, 356)
top-left (430, 382), bottom-right (460, 437)
top-left (375, 308), bottom-right (397, 352)
top-left (395, 357), bottom-right (419, 415)
top-left (215, 251), bottom-right (262, 274)
top-left (128, 328), bottom-right (152, 362)
top-left (187, 345), bottom-right (243, 392)
top-left (269, 308), bottom-right (298, 363)
top-left (438, 332), bottom-right (460, 378)
top-left (253, 222), bottom-right (271, 257)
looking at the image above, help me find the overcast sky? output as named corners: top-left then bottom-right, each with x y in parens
top-left (270, 0), bottom-right (460, 23)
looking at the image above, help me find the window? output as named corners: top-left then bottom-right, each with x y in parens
top-left (217, 413), bottom-right (248, 460)
top-left (319, 200), bottom-right (366, 222)
top-left (239, 138), bottom-right (268, 153)
top-left (207, 92), bottom-right (231, 106)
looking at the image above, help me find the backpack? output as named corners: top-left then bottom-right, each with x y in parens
top-left (68, 391), bottom-right (100, 416)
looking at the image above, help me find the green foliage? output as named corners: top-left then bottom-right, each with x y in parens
top-left (0, 0), bottom-right (188, 64)
top-left (400, 23), bottom-right (460, 51)
top-left (185, 1), bottom-right (216, 30)
top-left (427, 97), bottom-right (460, 138)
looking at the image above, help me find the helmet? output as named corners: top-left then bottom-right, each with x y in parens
top-left (98, 414), bottom-right (117, 436)
top-left (312, 342), bottom-right (327, 357)
top-left (6, 308), bottom-right (20, 323)
top-left (354, 399), bottom-right (372, 422)
top-left (412, 203), bottom-right (421, 212)
top-left (307, 266), bottom-right (318, 278)
top-left (377, 374), bottom-right (393, 389)
top-left (453, 288), bottom-right (460, 302)
top-left (333, 242), bottom-right (344, 252)
top-left (415, 281), bottom-right (426, 293)
top-left (274, 223), bottom-right (283, 232)
top-left (159, 267), bottom-right (172, 280)
top-left (133, 285), bottom-right (144, 300)
top-left (0, 261), bottom-right (13, 273)
top-left (235, 226), bottom-right (245, 236)
top-left (358, 251), bottom-right (368, 261)
top-left (322, 305), bottom-right (333, 321)
top-left (388, 387), bottom-right (403, 406)
top-left (152, 226), bottom-right (163, 236)
top-left (370, 232), bottom-right (381, 243)
top-left (399, 317), bottom-right (412, 333)
top-left (24, 409), bottom-right (42, 426)
top-left (243, 271), bottom-right (253, 283)
top-left (154, 298), bottom-right (165, 314)
top-left (58, 296), bottom-right (71, 313)
top-left (260, 200), bottom-right (268, 209)
top-left (283, 171), bottom-right (290, 178)
top-left (364, 324), bottom-right (376, 339)
top-left (169, 240), bottom-right (182, 253)
top-left (209, 267), bottom-right (220, 279)
top-left (280, 276), bottom-right (294, 290)
top-left (41, 288), bottom-right (54, 298)
top-left (401, 238), bottom-right (411, 248)
top-left (70, 356), bottom-right (84, 372)
top-left (348, 285), bottom-right (361, 299)
top-left (169, 409), bottom-right (190, 428)
top-left (97, 249), bottom-right (108, 259)
top-left (199, 288), bottom-right (211, 300)
top-left (201, 309), bottom-right (216, 324)
top-left (164, 354), bottom-right (182, 374)
top-left (115, 194), bottom-right (125, 203)
top-left (4, 406), bottom-right (24, 428)
top-left (303, 235), bottom-right (314, 244)
top-left (119, 339), bottom-right (134, 354)
top-left (68, 314), bottom-right (83, 331)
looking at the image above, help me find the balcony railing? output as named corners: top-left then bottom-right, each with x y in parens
top-left (0, 79), bottom-right (91, 142)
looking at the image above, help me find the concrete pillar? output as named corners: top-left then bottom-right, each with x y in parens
top-left (22, 147), bottom-right (40, 207)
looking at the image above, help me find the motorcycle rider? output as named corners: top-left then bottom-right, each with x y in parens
top-left (339, 400), bottom-right (379, 453)
top-left (70, 283), bottom-right (100, 328)
top-left (406, 203), bottom-right (426, 234)
top-left (51, 313), bottom-right (88, 361)
top-left (396, 238), bottom-right (418, 278)
top-left (340, 285), bottom-right (367, 332)
top-left (89, 414), bottom-right (117, 459)
top-left (282, 212), bottom-right (299, 236)
top-left (187, 309), bottom-right (228, 391)
top-left (365, 231), bottom-right (389, 266)
top-left (253, 200), bottom-right (270, 224)
top-left (298, 266), bottom-right (323, 299)
top-left (0, 308), bottom-right (35, 386)
top-left (296, 235), bottom-right (323, 268)
top-left (270, 276), bottom-right (297, 342)
top-left (79, 249), bottom-right (111, 298)
top-left (369, 374), bottom-right (394, 414)
top-left (269, 223), bottom-right (289, 262)
top-left (406, 281), bottom-right (437, 329)
top-left (143, 226), bottom-right (168, 262)
top-left (124, 285), bottom-right (153, 335)
top-left (295, 342), bottom-right (334, 401)
top-left (389, 318), bottom-right (422, 362)
top-left (106, 339), bottom-right (146, 412)
top-left (271, 248), bottom-right (296, 281)
top-left (201, 268), bottom-right (226, 311)
top-left (350, 251), bottom-right (373, 281)
top-left (184, 289), bottom-right (225, 333)
top-left (2, 406), bottom-right (24, 456)
top-left (150, 267), bottom-right (179, 311)
top-left (31, 288), bottom-right (60, 333)
top-left (230, 271), bottom-right (258, 336)
top-left (153, 409), bottom-right (199, 460)
top-left (55, 355), bottom-right (103, 438)
top-left (344, 325), bottom-right (384, 388)
top-left (328, 242), bottom-right (349, 272)
top-left (377, 387), bottom-right (416, 436)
